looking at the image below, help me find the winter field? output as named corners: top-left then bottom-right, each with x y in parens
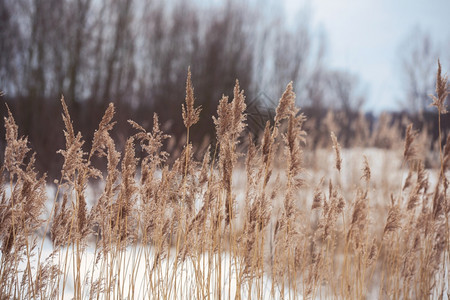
top-left (1, 71), bottom-right (449, 299)
top-left (1, 147), bottom-right (448, 299)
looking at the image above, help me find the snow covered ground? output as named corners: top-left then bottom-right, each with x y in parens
top-left (1, 148), bottom-right (447, 299)
top-left (14, 240), bottom-right (298, 300)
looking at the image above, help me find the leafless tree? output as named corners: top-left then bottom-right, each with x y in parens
top-left (1, 0), bottom-right (367, 177)
top-left (327, 70), bottom-right (366, 113)
top-left (399, 28), bottom-right (440, 113)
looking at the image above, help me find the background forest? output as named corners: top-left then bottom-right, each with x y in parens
top-left (0, 0), bottom-right (449, 176)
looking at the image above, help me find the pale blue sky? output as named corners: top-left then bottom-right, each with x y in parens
top-left (284, 0), bottom-right (450, 112)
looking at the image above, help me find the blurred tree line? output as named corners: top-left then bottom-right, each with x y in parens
top-left (0, 0), bottom-right (448, 178)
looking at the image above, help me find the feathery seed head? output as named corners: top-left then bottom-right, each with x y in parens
top-left (362, 155), bottom-right (371, 184)
top-left (213, 95), bottom-right (231, 142)
top-left (182, 67), bottom-right (201, 128)
top-left (331, 132), bottom-right (342, 172)
top-left (4, 105), bottom-right (30, 174)
top-left (61, 96), bottom-right (75, 146)
top-left (231, 79), bottom-right (247, 138)
top-left (91, 103), bottom-right (116, 157)
top-left (275, 82), bottom-right (297, 124)
top-left (430, 60), bottom-right (449, 114)
top-left (403, 124), bottom-right (418, 163)
top-left (383, 203), bottom-right (402, 236)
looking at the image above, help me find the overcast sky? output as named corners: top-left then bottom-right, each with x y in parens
top-left (283, 0), bottom-right (450, 112)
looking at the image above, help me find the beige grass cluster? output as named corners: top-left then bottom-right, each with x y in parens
top-left (0, 65), bottom-right (449, 299)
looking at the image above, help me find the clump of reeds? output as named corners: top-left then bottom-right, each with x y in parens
top-left (0, 64), bottom-right (449, 299)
